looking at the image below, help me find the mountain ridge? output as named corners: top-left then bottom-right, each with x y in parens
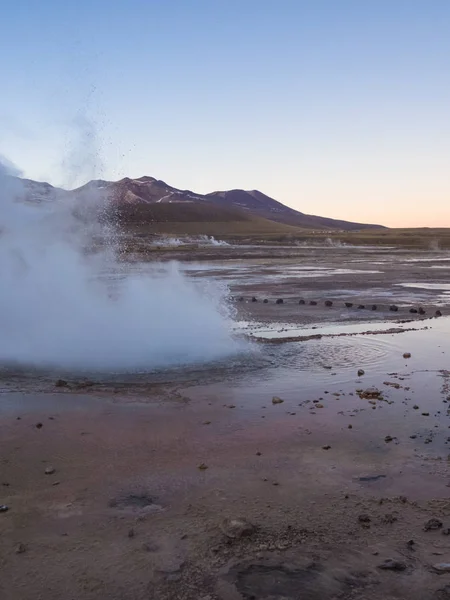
top-left (10, 174), bottom-right (385, 231)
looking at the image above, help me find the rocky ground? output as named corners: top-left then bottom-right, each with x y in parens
top-left (1, 244), bottom-right (450, 600)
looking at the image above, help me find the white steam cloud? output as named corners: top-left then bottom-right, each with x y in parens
top-left (0, 158), bottom-right (239, 371)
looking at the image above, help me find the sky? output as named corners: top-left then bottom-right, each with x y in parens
top-left (1, 0), bottom-right (450, 227)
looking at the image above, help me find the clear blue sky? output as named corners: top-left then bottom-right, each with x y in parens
top-left (1, 0), bottom-right (450, 227)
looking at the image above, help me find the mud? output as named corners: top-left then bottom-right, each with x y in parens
top-left (1, 244), bottom-right (450, 599)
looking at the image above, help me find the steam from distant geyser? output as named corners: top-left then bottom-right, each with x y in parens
top-left (0, 159), bottom-right (239, 371)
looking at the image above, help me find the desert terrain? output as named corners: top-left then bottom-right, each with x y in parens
top-left (2, 240), bottom-right (450, 600)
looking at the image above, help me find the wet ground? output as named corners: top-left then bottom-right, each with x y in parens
top-left (1, 244), bottom-right (450, 599)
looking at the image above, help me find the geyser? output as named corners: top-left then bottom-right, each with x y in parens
top-left (0, 160), bottom-right (239, 371)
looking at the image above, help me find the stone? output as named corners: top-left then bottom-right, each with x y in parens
top-left (251, 297), bottom-right (257, 303)
top-left (15, 543), bottom-right (26, 554)
top-left (348, 424), bottom-right (353, 429)
top-left (377, 559), bottom-right (407, 571)
top-left (220, 517), bottom-right (256, 539)
top-left (357, 369), bottom-right (365, 376)
top-left (359, 387), bottom-right (382, 399)
top-left (44, 466), bottom-right (56, 475)
top-left (385, 435), bottom-right (394, 443)
top-left (325, 300), bottom-right (333, 307)
top-left (128, 528), bottom-right (135, 538)
top-left (299, 299), bottom-right (305, 305)
top-left (198, 463), bottom-right (208, 471)
top-left (272, 396), bottom-right (284, 405)
top-left (383, 513), bottom-right (398, 524)
top-left (276, 298), bottom-right (284, 304)
top-left (263, 299), bottom-right (268, 303)
top-left (403, 352), bottom-right (411, 359)
top-left (442, 528), bottom-right (450, 536)
top-left (418, 307), bottom-right (426, 315)
top-left (0, 505), bottom-right (9, 512)
top-left (409, 308), bottom-right (418, 314)
top-left (413, 405), bottom-right (419, 410)
top-left (35, 422), bottom-right (43, 429)
top-left (358, 514), bottom-right (371, 524)
top-left (357, 304), bottom-right (366, 309)
top-left (424, 518), bottom-right (443, 531)
top-left (371, 304), bottom-right (377, 311)
top-left (345, 302), bottom-right (353, 308)
top-left (55, 379), bottom-right (68, 387)
top-left (389, 305), bottom-right (399, 312)
top-left (433, 563), bottom-right (450, 573)
top-left (316, 403), bottom-right (324, 408)
top-left (322, 445), bottom-right (331, 450)
top-left (422, 412), bottom-right (430, 416)
top-left (436, 310), bottom-right (443, 317)
top-left (309, 300), bottom-right (317, 306)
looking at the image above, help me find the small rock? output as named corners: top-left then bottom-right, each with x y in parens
top-left (55, 379), bottom-right (68, 387)
top-left (383, 513), bottom-right (398, 524)
top-left (15, 543), bottom-right (26, 554)
top-left (198, 463), bottom-right (208, 471)
top-left (403, 353), bottom-right (411, 359)
top-left (316, 403), bottom-right (324, 408)
top-left (424, 518), bottom-right (443, 531)
top-left (272, 396), bottom-right (284, 405)
top-left (322, 445), bottom-right (331, 450)
top-left (413, 405), bottom-right (419, 410)
top-left (436, 310), bottom-right (443, 317)
top-left (385, 435), bottom-right (394, 443)
top-left (371, 305), bottom-right (377, 311)
top-left (44, 466), bottom-right (56, 475)
top-left (251, 297), bottom-right (257, 303)
top-left (357, 304), bottom-right (366, 309)
top-left (410, 434), bottom-right (417, 439)
top-left (418, 307), bottom-right (426, 315)
top-left (442, 528), bottom-right (450, 536)
top-left (220, 517), bottom-right (256, 539)
top-left (35, 423), bottom-right (43, 429)
top-left (128, 528), bottom-right (135, 538)
top-left (275, 298), bottom-right (284, 304)
top-left (389, 305), bottom-right (399, 312)
top-left (409, 308), bottom-right (418, 314)
top-left (263, 299), bottom-right (268, 303)
top-left (357, 369), bottom-right (365, 377)
top-left (378, 559), bottom-right (406, 571)
top-left (433, 563), bottom-right (450, 573)
top-left (256, 451), bottom-right (262, 456)
top-left (348, 424), bottom-right (353, 429)
top-left (299, 299), bottom-right (305, 305)
top-left (0, 505), bottom-right (9, 512)
top-left (325, 300), bottom-right (333, 307)
top-left (203, 421), bottom-right (211, 425)
top-left (422, 412), bottom-right (430, 416)
top-left (309, 300), bottom-right (317, 306)
top-left (358, 514), bottom-right (371, 524)
top-left (345, 302), bottom-right (353, 308)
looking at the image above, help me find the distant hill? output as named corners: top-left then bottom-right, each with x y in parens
top-left (9, 175), bottom-right (385, 232)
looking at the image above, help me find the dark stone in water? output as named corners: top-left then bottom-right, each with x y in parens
top-left (371, 305), bottom-right (377, 310)
top-left (0, 505), bottom-right (9, 513)
top-left (299, 299), bottom-right (305, 305)
top-left (409, 308), bottom-right (418, 314)
top-left (263, 299), bottom-right (268, 303)
top-left (276, 298), bottom-right (284, 304)
top-left (345, 302), bottom-right (353, 308)
top-left (251, 297), bottom-right (257, 303)
top-left (109, 493), bottom-right (155, 510)
top-left (389, 305), bottom-right (399, 312)
top-left (357, 304), bottom-right (365, 310)
top-left (238, 297), bottom-right (244, 302)
top-left (418, 307), bottom-right (426, 315)
top-left (55, 379), bottom-right (68, 387)
top-left (309, 301), bottom-right (317, 306)
top-left (325, 300), bottom-right (333, 307)
top-left (436, 310), bottom-right (443, 317)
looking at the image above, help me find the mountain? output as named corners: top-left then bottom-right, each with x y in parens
top-left (8, 175), bottom-right (384, 231)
